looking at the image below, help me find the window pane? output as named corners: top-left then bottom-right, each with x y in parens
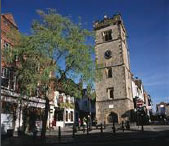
top-left (1, 78), bottom-right (9, 88)
top-left (10, 81), bottom-right (15, 90)
top-left (58, 109), bottom-right (64, 121)
top-left (66, 111), bottom-right (68, 121)
top-left (70, 111), bottom-right (73, 121)
top-left (1, 68), bottom-right (5, 77)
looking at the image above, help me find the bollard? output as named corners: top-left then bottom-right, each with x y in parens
top-left (126, 121), bottom-right (130, 130)
top-left (58, 126), bottom-right (61, 141)
top-left (104, 121), bottom-right (106, 129)
top-left (122, 121), bottom-right (124, 132)
top-left (72, 124), bottom-right (75, 138)
top-left (100, 123), bottom-right (103, 134)
top-left (87, 121), bottom-right (89, 135)
top-left (83, 125), bottom-right (85, 134)
top-left (112, 122), bottom-right (116, 134)
top-left (141, 115), bottom-right (144, 132)
top-left (141, 124), bottom-right (144, 132)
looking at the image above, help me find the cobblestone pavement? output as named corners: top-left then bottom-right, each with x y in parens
top-left (2, 125), bottom-right (169, 146)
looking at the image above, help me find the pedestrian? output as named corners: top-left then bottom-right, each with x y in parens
top-left (33, 125), bottom-right (38, 140)
top-left (83, 117), bottom-right (87, 133)
top-left (122, 121), bottom-right (125, 132)
top-left (78, 118), bottom-right (81, 130)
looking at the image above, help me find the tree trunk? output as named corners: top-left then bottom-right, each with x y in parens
top-left (41, 97), bottom-right (50, 139)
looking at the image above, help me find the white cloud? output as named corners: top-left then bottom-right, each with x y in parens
top-left (141, 72), bottom-right (169, 87)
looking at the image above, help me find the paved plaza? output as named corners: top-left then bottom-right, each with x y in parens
top-left (2, 125), bottom-right (169, 146)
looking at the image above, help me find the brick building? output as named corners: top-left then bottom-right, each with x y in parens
top-left (1, 13), bottom-right (47, 135)
top-left (1, 13), bottom-right (19, 134)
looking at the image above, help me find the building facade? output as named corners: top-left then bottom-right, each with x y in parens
top-left (94, 14), bottom-right (134, 124)
top-left (144, 91), bottom-right (152, 118)
top-left (132, 77), bottom-right (145, 108)
top-left (132, 77), bottom-right (153, 123)
top-left (75, 89), bottom-right (96, 126)
top-left (51, 91), bottom-right (75, 128)
top-left (1, 13), bottom-right (55, 135)
top-left (1, 13), bottom-right (20, 134)
top-left (156, 102), bottom-right (169, 119)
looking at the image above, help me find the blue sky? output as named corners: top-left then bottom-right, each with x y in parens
top-left (2, 0), bottom-right (169, 108)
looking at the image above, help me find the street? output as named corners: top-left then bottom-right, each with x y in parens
top-left (2, 125), bottom-right (169, 146)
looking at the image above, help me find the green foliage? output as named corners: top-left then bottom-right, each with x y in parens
top-left (3, 9), bottom-right (98, 99)
top-left (86, 84), bottom-right (96, 99)
top-left (60, 102), bottom-right (74, 109)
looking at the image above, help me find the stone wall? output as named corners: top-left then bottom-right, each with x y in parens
top-left (95, 15), bottom-right (134, 124)
top-left (96, 98), bottom-right (134, 124)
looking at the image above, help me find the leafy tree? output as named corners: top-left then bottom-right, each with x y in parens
top-left (4, 9), bottom-right (98, 138)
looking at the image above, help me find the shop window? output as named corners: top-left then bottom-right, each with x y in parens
top-left (1, 78), bottom-right (9, 88)
top-left (54, 108), bottom-right (64, 121)
top-left (66, 111), bottom-right (68, 121)
top-left (70, 111), bottom-right (73, 121)
top-left (102, 30), bottom-right (112, 41)
top-left (58, 110), bottom-right (64, 121)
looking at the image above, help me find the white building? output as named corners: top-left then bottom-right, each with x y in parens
top-left (132, 77), bottom-right (145, 108)
top-left (50, 91), bottom-right (75, 128)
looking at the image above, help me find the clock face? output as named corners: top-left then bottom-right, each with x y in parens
top-left (104, 50), bottom-right (112, 59)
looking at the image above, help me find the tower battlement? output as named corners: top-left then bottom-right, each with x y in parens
top-left (93, 14), bottom-right (123, 31)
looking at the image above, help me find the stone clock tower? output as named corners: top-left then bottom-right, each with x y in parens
top-left (94, 14), bottom-right (134, 124)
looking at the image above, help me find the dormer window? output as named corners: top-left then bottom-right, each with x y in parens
top-left (102, 30), bottom-right (112, 41)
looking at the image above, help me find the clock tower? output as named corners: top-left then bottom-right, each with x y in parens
top-left (94, 14), bottom-right (134, 124)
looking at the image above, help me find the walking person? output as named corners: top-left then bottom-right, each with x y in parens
top-left (83, 117), bottom-right (87, 133)
top-left (78, 118), bottom-right (81, 130)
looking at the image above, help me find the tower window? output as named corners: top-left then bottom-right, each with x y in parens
top-left (102, 30), bottom-right (112, 41)
top-left (107, 87), bottom-right (114, 99)
top-left (107, 68), bottom-right (112, 78)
